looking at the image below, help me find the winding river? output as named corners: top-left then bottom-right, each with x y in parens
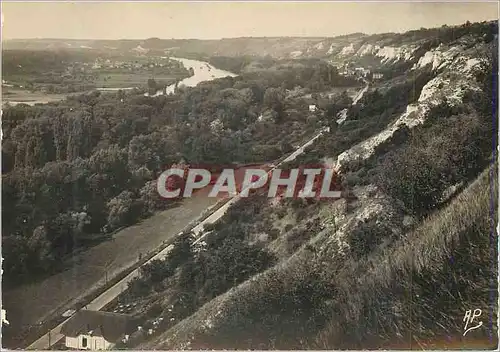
top-left (2, 58), bottom-right (237, 348)
top-left (145, 57), bottom-right (237, 96)
top-left (3, 57), bottom-right (237, 106)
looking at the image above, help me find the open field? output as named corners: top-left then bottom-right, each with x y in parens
top-left (2, 87), bottom-right (69, 105)
top-left (2, 69), bottom-right (185, 104)
top-left (2, 161), bottom-right (273, 348)
top-left (92, 71), bottom-right (184, 88)
top-left (2, 193), bottom-right (219, 347)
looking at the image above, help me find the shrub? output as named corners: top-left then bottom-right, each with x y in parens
top-left (275, 206), bottom-right (287, 219)
top-left (377, 112), bottom-right (492, 217)
top-left (347, 219), bottom-right (394, 258)
top-left (268, 228), bottom-right (280, 240)
top-left (127, 277), bottom-right (151, 298)
top-left (106, 191), bottom-right (143, 231)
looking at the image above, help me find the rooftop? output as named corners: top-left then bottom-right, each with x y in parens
top-left (61, 309), bottom-right (139, 343)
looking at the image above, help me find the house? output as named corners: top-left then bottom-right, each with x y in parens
top-left (373, 72), bottom-right (384, 80)
top-left (354, 67), bottom-right (370, 77)
top-left (61, 310), bottom-right (138, 350)
top-left (2, 309), bottom-right (9, 325)
top-left (309, 104), bottom-right (317, 112)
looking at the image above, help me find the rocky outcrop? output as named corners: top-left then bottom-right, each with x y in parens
top-left (335, 44), bottom-right (486, 172)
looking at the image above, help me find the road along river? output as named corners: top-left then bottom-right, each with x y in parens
top-left (25, 125), bottom-right (330, 350)
top-left (23, 67), bottom-right (367, 350)
top-left (4, 58), bottom-right (235, 350)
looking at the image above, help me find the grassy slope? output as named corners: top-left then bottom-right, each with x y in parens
top-left (138, 26), bottom-right (497, 349)
top-left (316, 164), bottom-right (498, 349)
top-left (143, 164), bottom-right (497, 350)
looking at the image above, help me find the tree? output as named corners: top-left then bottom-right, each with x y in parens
top-left (140, 259), bottom-right (174, 285)
top-left (168, 232), bottom-right (195, 267)
top-left (139, 179), bottom-right (169, 215)
top-left (263, 87), bottom-right (286, 121)
top-left (28, 225), bottom-right (54, 271)
top-left (106, 191), bottom-right (143, 231)
top-left (147, 78), bottom-right (157, 95)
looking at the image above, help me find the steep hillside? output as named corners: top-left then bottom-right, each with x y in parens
top-left (336, 39), bottom-right (492, 172)
top-left (9, 21), bottom-right (494, 350)
top-left (120, 21), bottom-right (498, 350)
top-left (144, 163), bottom-right (496, 350)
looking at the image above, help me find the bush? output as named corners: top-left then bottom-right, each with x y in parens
top-left (347, 219), bottom-right (394, 258)
top-left (146, 302), bottom-right (164, 318)
top-left (344, 172), bottom-right (362, 187)
top-left (106, 191), bottom-right (143, 231)
top-left (268, 228), bottom-right (280, 240)
top-left (203, 223), bottom-right (216, 232)
top-left (377, 112), bottom-right (492, 216)
top-left (127, 277), bottom-right (151, 298)
top-left (181, 236), bottom-right (277, 304)
top-left (139, 259), bottom-right (174, 291)
top-left (296, 209), bottom-right (308, 221)
top-left (168, 232), bottom-right (195, 268)
top-left (275, 206), bottom-right (287, 219)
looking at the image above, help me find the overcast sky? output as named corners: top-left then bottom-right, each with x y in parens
top-left (1, 1), bottom-right (498, 40)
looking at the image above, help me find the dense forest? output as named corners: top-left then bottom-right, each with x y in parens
top-left (2, 60), bottom-right (359, 287)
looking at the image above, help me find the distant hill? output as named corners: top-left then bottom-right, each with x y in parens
top-left (2, 19), bottom-right (497, 350)
top-left (3, 21), bottom-right (495, 63)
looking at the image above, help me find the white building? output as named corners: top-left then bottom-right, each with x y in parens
top-left (2, 309), bottom-right (9, 325)
top-left (354, 67), bottom-right (370, 77)
top-left (61, 310), bottom-right (138, 350)
top-left (309, 104), bottom-right (317, 112)
top-left (373, 73), bottom-right (384, 80)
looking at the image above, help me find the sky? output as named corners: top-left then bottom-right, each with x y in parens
top-left (1, 1), bottom-right (498, 40)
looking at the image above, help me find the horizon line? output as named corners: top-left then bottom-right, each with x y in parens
top-left (4, 18), bottom-right (496, 42)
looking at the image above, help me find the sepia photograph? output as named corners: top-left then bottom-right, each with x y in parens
top-left (1, 1), bottom-right (499, 350)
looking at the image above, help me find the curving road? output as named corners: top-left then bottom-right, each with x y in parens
top-left (26, 126), bottom-right (329, 350)
top-left (26, 80), bottom-right (367, 351)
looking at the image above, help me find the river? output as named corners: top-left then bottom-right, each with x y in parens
top-left (2, 58), bottom-right (237, 348)
top-left (144, 57), bottom-right (237, 97)
top-left (2, 57), bottom-right (237, 106)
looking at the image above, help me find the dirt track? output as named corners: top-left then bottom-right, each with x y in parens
top-left (2, 164), bottom-right (271, 347)
top-left (3, 194), bottom-right (219, 345)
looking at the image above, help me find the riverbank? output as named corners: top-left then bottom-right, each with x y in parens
top-left (2, 57), bottom-right (235, 106)
top-left (146, 57), bottom-right (237, 96)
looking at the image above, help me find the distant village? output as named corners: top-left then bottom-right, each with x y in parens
top-left (88, 56), bottom-right (178, 71)
top-left (334, 61), bottom-right (384, 81)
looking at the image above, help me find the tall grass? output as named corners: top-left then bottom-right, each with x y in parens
top-left (147, 165), bottom-right (497, 350)
top-left (315, 165), bottom-right (498, 349)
